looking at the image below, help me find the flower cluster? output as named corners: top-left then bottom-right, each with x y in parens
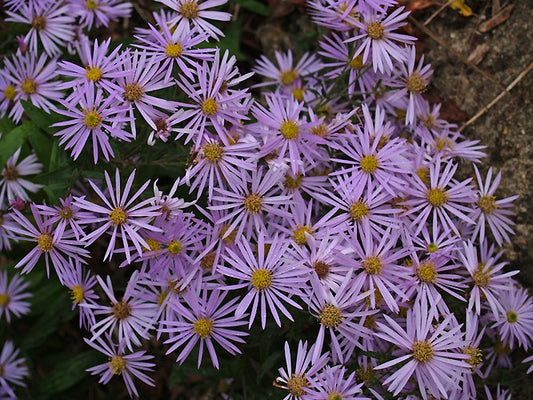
top-left (0, 0), bottom-right (531, 399)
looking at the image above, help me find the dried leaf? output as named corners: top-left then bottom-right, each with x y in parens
top-left (397, 0), bottom-right (439, 12)
top-left (478, 4), bottom-right (514, 32)
top-left (467, 43), bottom-right (490, 65)
top-left (450, 0), bottom-right (473, 17)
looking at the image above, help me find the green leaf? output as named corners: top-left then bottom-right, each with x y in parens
top-left (0, 116), bottom-right (15, 135)
top-left (234, 0), bottom-right (271, 16)
top-left (27, 129), bottom-right (53, 170)
top-left (0, 122), bottom-right (40, 166)
top-left (216, 18), bottom-right (246, 61)
top-left (21, 99), bottom-right (58, 135)
top-left (33, 351), bottom-right (98, 395)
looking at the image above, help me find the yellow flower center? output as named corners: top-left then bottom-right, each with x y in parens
top-left (112, 300), bottom-right (131, 320)
top-left (367, 21), bottom-right (385, 40)
top-left (412, 340), bottom-right (434, 363)
top-left (286, 374), bottom-right (308, 397)
top-left (32, 16), bottom-right (46, 31)
top-left (280, 120), bottom-right (300, 140)
top-left (472, 264), bottom-right (491, 287)
top-left (21, 78), bottom-right (36, 95)
top-left (3, 85), bottom-right (16, 100)
top-left (70, 285), bottom-right (85, 304)
top-left (362, 256), bottom-right (383, 275)
top-left (416, 167), bottom-right (429, 185)
top-left (427, 243), bottom-right (438, 253)
top-left (360, 155), bottom-right (379, 174)
top-left (123, 83), bottom-right (143, 102)
top-left (200, 251), bottom-right (216, 271)
top-left (109, 355), bottom-right (126, 375)
top-left (349, 200), bottom-right (368, 221)
top-left (193, 317), bottom-right (213, 339)
top-left (86, 0), bottom-right (98, 10)
top-left (59, 206), bottom-right (73, 220)
top-left (356, 365), bottom-right (376, 385)
top-left (84, 110), bottom-right (102, 129)
top-left (292, 224), bottom-right (313, 246)
top-left (109, 207), bottom-right (127, 225)
top-left (167, 239), bottom-right (183, 255)
top-left (86, 66), bottom-right (103, 82)
top-left (311, 123), bottom-right (328, 138)
top-left (284, 174), bottom-right (303, 190)
top-left (280, 69), bottom-right (298, 86)
top-left (202, 142), bottom-right (224, 164)
top-left (416, 261), bottom-right (438, 284)
top-left (180, 0), bottom-right (199, 19)
top-left (292, 88), bottom-right (304, 101)
top-left (363, 315), bottom-right (376, 330)
top-left (328, 392), bottom-right (343, 400)
top-left (463, 345), bottom-right (483, 369)
top-left (477, 195), bottom-right (498, 214)
top-left (426, 188), bottom-right (448, 207)
top-left (165, 42), bottom-right (183, 58)
top-left (142, 238), bottom-right (160, 252)
top-left (319, 303), bottom-right (342, 328)
top-left (243, 193), bottom-right (263, 214)
top-left (201, 98), bottom-right (218, 116)
top-left (349, 55), bottom-right (364, 69)
top-left (219, 224), bottom-right (237, 244)
top-left (406, 72), bottom-right (427, 93)
top-left (37, 233), bottom-right (54, 252)
top-left (3, 167), bottom-right (18, 181)
top-left (251, 269), bottom-right (272, 291)
top-left (0, 293), bottom-right (10, 307)
top-left (506, 310), bottom-right (518, 323)
top-left (312, 260), bottom-right (330, 279)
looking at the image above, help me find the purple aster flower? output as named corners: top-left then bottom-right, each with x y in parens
top-left (314, 175), bottom-right (401, 238)
top-left (340, 223), bottom-right (410, 313)
top-left (35, 195), bottom-right (94, 240)
top-left (404, 157), bottom-right (476, 236)
top-left (0, 271), bottom-right (31, 323)
top-left (410, 224), bottom-right (460, 263)
top-left (134, 23), bottom-right (212, 82)
top-left (390, 45), bottom-right (433, 126)
top-left (332, 105), bottom-right (409, 197)
top-left (88, 271), bottom-right (157, 351)
top-left (374, 296), bottom-right (471, 399)
top-left (218, 232), bottom-right (307, 329)
top-left (0, 341), bottom-right (29, 399)
top-left (173, 50), bottom-right (252, 149)
top-left (422, 128), bottom-right (487, 162)
top-left (85, 333), bottom-right (155, 398)
top-left (209, 166), bottom-right (291, 241)
top-left (406, 254), bottom-right (466, 316)
top-left (483, 384), bottom-right (512, 400)
top-left (62, 259), bottom-right (99, 329)
top-left (6, 204), bottom-right (89, 283)
top-left (457, 312), bottom-right (485, 399)
top-left (253, 49), bottom-right (323, 90)
top-left (0, 73), bottom-right (16, 118)
top-left (274, 340), bottom-right (329, 400)
top-left (155, 0), bottom-right (231, 39)
top-left (0, 148), bottom-right (43, 207)
top-left (470, 165), bottom-right (519, 246)
top-left (307, 365), bottom-right (368, 400)
top-left (59, 38), bottom-right (130, 94)
top-left (67, 0), bottom-right (133, 30)
top-left (74, 169), bottom-right (162, 264)
top-left (306, 272), bottom-right (371, 363)
top-left (252, 93), bottom-right (326, 175)
top-left (345, 6), bottom-right (415, 73)
top-left (1, 52), bottom-right (62, 123)
top-left (0, 208), bottom-right (16, 251)
top-left (53, 83), bottom-right (132, 163)
top-left (523, 354), bottom-right (533, 375)
top-left (150, 178), bottom-right (195, 220)
top-left (184, 135), bottom-right (258, 201)
top-left (160, 288), bottom-right (248, 369)
top-left (492, 287), bottom-right (533, 351)
top-left (6, 1), bottom-right (75, 57)
top-left (115, 50), bottom-right (177, 138)
top-left (458, 240), bottom-right (517, 318)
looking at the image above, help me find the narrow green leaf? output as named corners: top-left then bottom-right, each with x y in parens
top-left (234, 0), bottom-right (271, 16)
top-left (21, 99), bottom-right (58, 135)
top-left (0, 122), bottom-right (39, 166)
